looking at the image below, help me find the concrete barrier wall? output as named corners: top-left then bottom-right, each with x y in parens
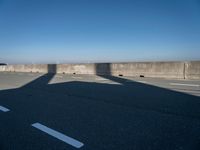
top-left (110, 62), bottom-right (185, 79)
top-left (0, 61), bottom-right (199, 79)
top-left (0, 65), bottom-right (48, 73)
top-left (57, 64), bottom-right (95, 74)
top-left (185, 61), bottom-right (200, 80)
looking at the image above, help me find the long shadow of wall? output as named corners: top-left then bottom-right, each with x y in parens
top-left (21, 64), bottom-right (57, 89)
top-left (95, 63), bottom-right (128, 84)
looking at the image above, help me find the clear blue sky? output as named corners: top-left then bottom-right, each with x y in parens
top-left (0, 0), bottom-right (200, 64)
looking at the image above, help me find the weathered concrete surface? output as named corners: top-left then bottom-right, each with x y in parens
top-left (0, 61), bottom-right (199, 79)
top-left (185, 61), bottom-right (200, 80)
top-left (110, 62), bottom-right (185, 79)
top-left (0, 65), bottom-right (48, 73)
top-left (57, 64), bottom-right (95, 74)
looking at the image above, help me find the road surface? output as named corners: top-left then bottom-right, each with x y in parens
top-left (0, 72), bottom-right (200, 150)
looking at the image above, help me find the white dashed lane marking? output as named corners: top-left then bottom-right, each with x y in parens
top-left (170, 83), bottom-right (199, 87)
top-left (32, 123), bottom-right (84, 148)
top-left (0, 106), bottom-right (10, 112)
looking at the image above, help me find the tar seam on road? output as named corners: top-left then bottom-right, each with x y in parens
top-left (170, 83), bottom-right (199, 87)
top-left (0, 105), bottom-right (10, 112)
top-left (32, 123), bottom-right (84, 148)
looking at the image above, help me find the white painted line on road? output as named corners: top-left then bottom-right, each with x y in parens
top-left (137, 80), bottom-right (147, 84)
top-left (0, 106), bottom-right (10, 112)
top-left (95, 78), bottom-right (108, 81)
top-left (32, 123), bottom-right (84, 148)
top-left (125, 80), bottom-right (148, 84)
top-left (170, 83), bottom-right (199, 87)
top-left (108, 82), bottom-right (122, 85)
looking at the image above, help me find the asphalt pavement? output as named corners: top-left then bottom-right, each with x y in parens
top-left (0, 72), bottom-right (200, 150)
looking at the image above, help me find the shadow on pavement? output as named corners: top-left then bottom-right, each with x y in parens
top-left (0, 64), bottom-right (200, 150)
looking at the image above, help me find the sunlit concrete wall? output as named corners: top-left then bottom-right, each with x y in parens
top-left (57, 64), bottom-right (95, 74)
top-left (185, 61), bottom-right (200, 80)
top-left (0, 65), bottom-right (48, 73)
top-left (0, 61), bottom-right (199, 79)
top-left (110, 62), bottom-right (185, 79)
